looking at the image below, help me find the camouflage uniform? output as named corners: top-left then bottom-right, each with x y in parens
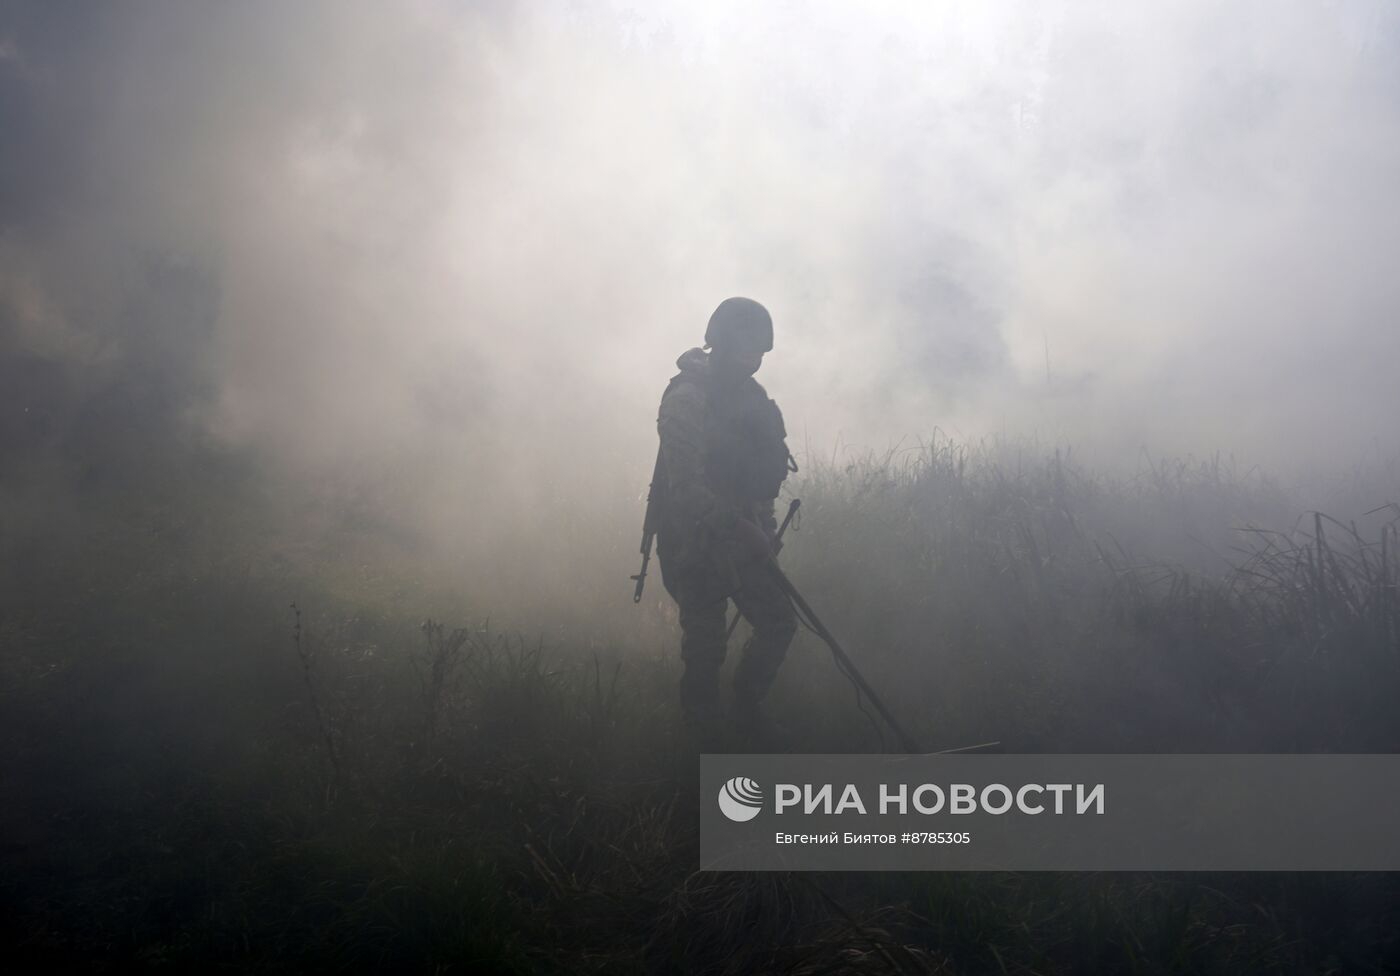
top-left (654, 347), bottom-right (798, 717)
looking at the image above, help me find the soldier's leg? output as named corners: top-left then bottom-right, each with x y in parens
top-left (730, 561), bottom-right (798, 709)
top-left (677, 597), bottom-right (728, 717)
top-left (658, 540), bottom-right (732, 718)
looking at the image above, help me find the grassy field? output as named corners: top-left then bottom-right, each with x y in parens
top-left (3, 438), bottom-right (1399, 973)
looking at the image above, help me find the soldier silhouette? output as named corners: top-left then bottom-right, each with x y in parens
top-left (649, 297), bottom-right (798, 746)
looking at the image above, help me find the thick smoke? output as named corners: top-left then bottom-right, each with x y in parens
top-left (3, 1), bottom-right (1398, 618)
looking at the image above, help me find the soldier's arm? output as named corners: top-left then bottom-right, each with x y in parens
top-left (657, 384), bottom-right (740, 537)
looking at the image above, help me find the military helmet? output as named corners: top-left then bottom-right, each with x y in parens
top-left (704, 297), bottom-right (773, 352)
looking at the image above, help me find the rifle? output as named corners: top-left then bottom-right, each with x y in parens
top-left (631, 446), bottom-right (664, 603)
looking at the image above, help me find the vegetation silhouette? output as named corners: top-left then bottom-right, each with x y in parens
top-left (3, 436), bottom-right (1399, 972)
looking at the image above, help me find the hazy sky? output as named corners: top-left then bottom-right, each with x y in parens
top-left (3, 1), bottom-right (1399, 572)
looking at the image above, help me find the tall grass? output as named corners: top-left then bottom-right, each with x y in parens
top-left (3, 436), bottom-right (1399, 971)
top-left (775, 436), bottom-right (1399, 753)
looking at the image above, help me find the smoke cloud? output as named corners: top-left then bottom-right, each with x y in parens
top-left (3, 1), bottom-right (1399, 618)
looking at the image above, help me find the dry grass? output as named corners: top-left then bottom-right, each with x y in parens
top-left (3, 437), bottom-right (1400, 971)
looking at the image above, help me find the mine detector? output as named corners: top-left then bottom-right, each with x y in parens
top-left (634, 493), bottom-right (999, 756)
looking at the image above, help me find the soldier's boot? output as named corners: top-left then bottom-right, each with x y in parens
top-left (682, 701), bottom-right (726, 753)
top-left (678, 657), bottom-right (717, 705)
top-left (680, 657), bottom-right (721, 711)
top-left (679, 667), bottom-right (728, 752)
top-left (733, 694), bottom-right (793, 753)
